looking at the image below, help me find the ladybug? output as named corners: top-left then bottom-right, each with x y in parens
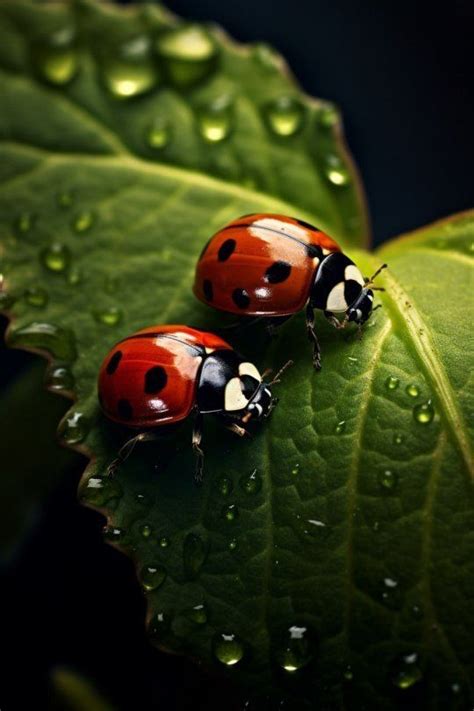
top-left (193, 214), bottom-right (386, 369)
top-left (98, 324), bottom-right (287, 482)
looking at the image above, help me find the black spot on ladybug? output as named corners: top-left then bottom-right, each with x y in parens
top-left (344, 280), bottom-right (362, 306)
top-left (117, 398), bottom-right (133, 420)
top-left (265, 260), bottom-right (292, 284)
top-left (295, 218), bottom-right (319, 231)
top-left (144, 366), bottom-right (167, 394)
top-left (203, 279), bottom-right (213, 301)
top-left (306, 244), bottom-right (323, 259)
top-left (218, 238), bottom-right (236, 261)
top-left (232, 288), bottom-right (250, 309)
top-left (106, 350), bottom-right (122, 375)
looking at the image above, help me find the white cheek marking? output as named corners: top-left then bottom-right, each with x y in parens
top-left (322, 248), bottom-right (331, 256)
top-left (326, 282), bottom-right (348, 312)
top-left (225, 378), bottom-right (249, 411)
top-left (356, 309), bottom-right (362, 320)
top-left (254, 403), bottom-right (263, 417)
top-left (239, 362), bottom-right (261, 381)
top-left (367, 293), bottom-right (374, 302)
top-left (345, 264), bottom-right (365, 286)
top-left (205, 347), bottom-right (215, 354)
top-left (250, 217), bottom-right (309, 242)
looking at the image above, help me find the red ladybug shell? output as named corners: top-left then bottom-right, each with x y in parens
top-left (98, 325), bottom-right (232, 428)
top-left (193, 213), bottom-right (341, 316)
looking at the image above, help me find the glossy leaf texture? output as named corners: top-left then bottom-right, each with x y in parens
top-left (0, 1), bottom-right (473, 708)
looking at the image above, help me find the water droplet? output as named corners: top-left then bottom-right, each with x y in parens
top-left (347, 355), bottom-right (358, 365)
top-left (451, 682), bottom-right (461, 694)
top-left (72, 210), bottom-right (94, 234)
top-left (141, 564), bottom-right (167, 592)
top-left (264, 96), bottom-right (305, 137)
top-left (317, 104), bottom-right (338, 128)
top-left (411, 604), bottom-right (424, 619)
top-left (59, 411), bottom-right (88, 444)
top-left (40, 243), bottom-right (71, 273)
top-left (8, 322), bottom-right (77, 361)
top-left (156, 25), bottom-right (218, 88)
top-left (239, 469), bottom-right (262, 495)
top-left (183, 533), bottom-right (207, 580)
top-left (159, 536), bottom-right (170, 548)
top-left (378, 469), bottom-right (398, 491)
top-left (228, 538), bottom-right (238, 552)
top-left (325, 155), bottom-right (350, 186)
top-left (304, 519), bottom-right (328, 539)
top-left (252, 43), bottom-right (281, 72)
top-left (0, 291), bottom-right (15, 309)
top-left (146, 117), bottom-right (170, 149)
top-left (67, 267), bottom-right (83, 286)
top-left (406, 383), bottom-right (420, 398)
top-left (391, 652), bottom-right (423, 689)
top-left (335, 420), bottom-right (346, 434)
top-left (291, 463), bottom-right (300, 476)
top-left (92, 306), bottom-right (123, 327)
top-left (213, 632), bottom-right (244, 666)
top-left (35, 27), bottom-right (79, 85)
top-left (385, 376), bottom-right (400, 391)
top-left (80, 474), bottom-right (122, 506)
top-left (47, 365), bottom-right (75, 391)
top-left (343, 664), bottom-right (353, 681)
top-left (103, 525), bottom-right (125, 542)
top-left (24, 286), bottom-right (49, 308)
top-left (393, 433), bottom-right (404, 445)
top-left (198, 96), bottom-right (233, 143)
top-left (135, 492), bottom-right (147, 505)
top-left (103, 35), bottom-right (158, 99)
top-left (275, 625), bottom-right (314, 672)
top-left (148, 611), bottom-right (171, 638)
top-left (413, 401), bottom-right (434, 425)
top-left (141, 524), bottom-right (152, 539)
top-left (185, 603), bottom-right (208, 625)
top-left (15, 213), bottom-right (34, 235)
top-left (57, 190), bottom-right (74, 208)
top-left (215, 476), bottom-right (233, 496)
top-left (382, 577), bottom-right (402, 608)
top-left (222, 503), bottom-right (239, 522)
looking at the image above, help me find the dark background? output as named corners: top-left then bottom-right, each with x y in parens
top-left (1, 1), bottom-right (473, 709)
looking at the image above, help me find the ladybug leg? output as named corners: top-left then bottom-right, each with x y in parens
top-left (192, 415), bottom-right (205, 485)
top-left (305, 304), bottom-right (322, 370)
top-left (324, 310), bottom-right (346, 330)
top-left (106, 432), bottom-right (158, 477)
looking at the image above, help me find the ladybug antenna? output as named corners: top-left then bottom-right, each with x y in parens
top-left (365, 263), bottom-right (388, 290)
top-left (268, 359), bottom-right (293, 386)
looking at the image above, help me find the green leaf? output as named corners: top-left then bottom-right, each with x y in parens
top-left (0, 1), bottom-right (473, 708)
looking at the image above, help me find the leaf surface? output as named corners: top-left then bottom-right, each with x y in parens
top-left (0, 2), bottom-right (473, 708)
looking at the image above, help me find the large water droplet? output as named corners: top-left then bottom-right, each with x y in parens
top-left (385, 376), bottom-right (400, 391)
top-left (159, 536), bottom-right (170, 548)
top-left (325, 155), bottom-right (350, 186)
top-left (413, 401), bottom-right (434, 424)
top-left (406, 383), bottom-right (420, 398)
top-left (24, 286), bottom-right (49, 308)
top-left (146, 118), bottom-right (170, 150)
top-left (215, 476), bottom-right (233, 496)
top-left (8, 322), bottom-right (77, 361)
top-left (335, 420), bottom-right (346, 434)
top-left (72, 210), bottom-right (94, 234)
top-left (47, 365), bottom-right (75, 392)
top-left (222, 503), bottom-right (239, 522)
top-left (141, 564), bottom-right (167, 592)
top-left (103, 525), bottom-right (125, 543)
top-left (239, 469), bottom-right (262, 495)
top-left (291, 463), bottom-right (300, 477)
top-left (183, 533), bottom-right (207, 580)
top-left (185, 603), bottom-right (208, 625)
top-left (198, 96), bottom-right (233, 143)
top-left (156, 25), bottom-right (218, 87)
top-left (275, 625), bottom-right (314, 672)
top-left (391, 652), bottom-right (423, 689)
top-left (264, 96), bottom-right (305, 137)
top-left (92, 306), bottom-right (123, 327)
top-left (102, 35), bottom-right (158, 99)
top-left (140, 524), bottom-right (153, 539)
top-left (40, 243), bottom-right (71, 273)
top-left (59, 411), bottom-right (88, 444)
top-left (35, 27), bottom-right (79, 86)
top-left (378, 469), bottom-right (398, 491)
top-left (80, 474), bottom-right (122, 506)
top-left (213, 632), bottom-right (244, 666)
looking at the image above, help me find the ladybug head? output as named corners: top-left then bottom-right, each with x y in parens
top-left (346, 262), bottom-right (387, 326)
